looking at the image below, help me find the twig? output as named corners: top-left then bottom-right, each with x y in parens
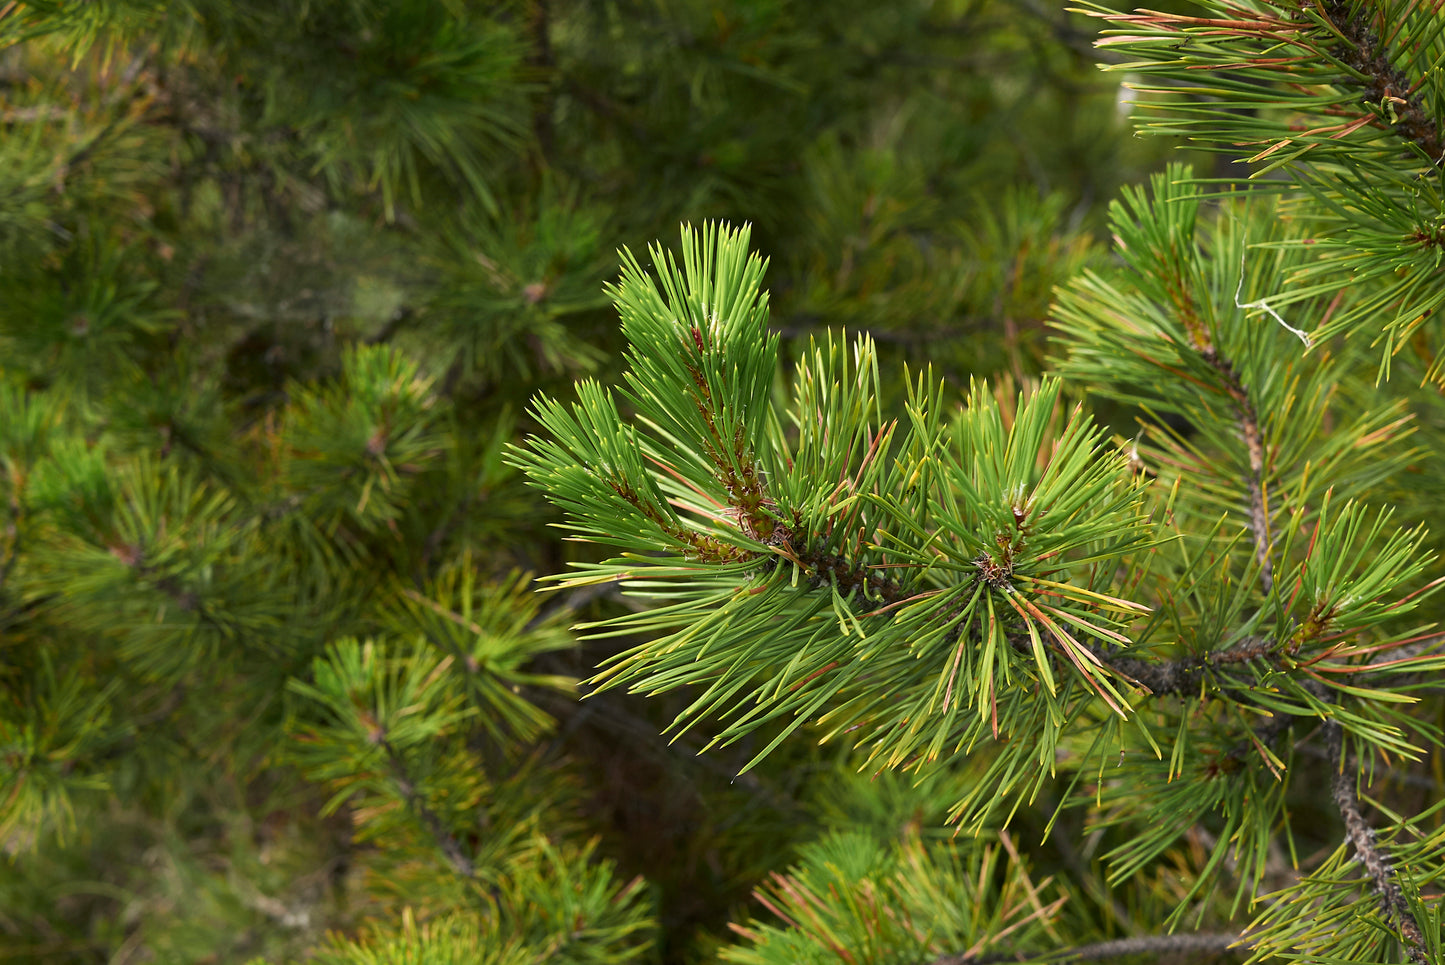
top-left (1325, 721), bottom-right (1429, 965)
top-left (1200, 349), bottom-right (1272, 593)
top-left (365, 305), bottom-right (414, 345)
top-left (950, 931), bottom-right (1247, 964)
top-left (1041, 795), bottom-right (1143, 937)
top-left (791, 540), bottom-right (911, 609)
top-left (1091, 638), bottom-right (1333, 771)
top-left (382, 740), bottom-right (475, 878)
top-left (1157, 261), bottom-right (1274, 594)
top-left (1089, 635), bottom-right (1273, 696)
top-left (1317, 1), bottom-right (1443, 163)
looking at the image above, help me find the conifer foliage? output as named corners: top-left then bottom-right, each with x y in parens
top-left (515, 223), bottom-right (1161, 826)
top-left (0, 0), bottom-right (1159, 961)
top-left (5, 0), bottom-right (1445, 963)
top-left (515, 1), bottom-right (1445, 961)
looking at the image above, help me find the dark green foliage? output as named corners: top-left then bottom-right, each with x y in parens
top-left (6, 0), bottom-right (1444, 963)
top-left (1, 0), bottom-right (1168, 960)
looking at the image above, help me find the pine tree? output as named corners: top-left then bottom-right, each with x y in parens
top-left (515, 3), bottom-right (1445, 962)
top-left (0, 1), bottom-right (1167, 962)
top-left (6, 0), bottom-right (1443, 964)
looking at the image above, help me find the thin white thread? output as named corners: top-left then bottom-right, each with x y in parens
top-left (1236, 252), bottom-right (1312, 348)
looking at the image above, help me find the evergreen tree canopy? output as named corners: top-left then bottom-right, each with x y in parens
top-left (3, 1), bottom-right (1443, 964)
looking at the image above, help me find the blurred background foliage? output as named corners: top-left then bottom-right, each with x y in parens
top-left (0, 1), bottom-right (1225, 962)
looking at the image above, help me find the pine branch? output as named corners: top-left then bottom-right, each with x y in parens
top-left (1315, 0), bottom-right (1444, 163)
top-left (1093, 634), bottom-right (1276, 696)
top-left (1326, 721), bottom-right (1430, 965)
top-left (1150, 271), bottom-right (1277, 595)
top-left (1195, 345), bottom-right (1272, 594)
top-left (1088, 636), bottom-right (1336, 770)
top-left (1089, 0), bottom-right (1444, 165)
top-left (604, 468), bottom-right (759, 564)
top-left (955, 931), bottom-right (1247, 964)
top-left (382, 738), bottom-right (476, 879)
top-left (673, 321), bottom-right (776, 543)
top-left (1063, 169), bottom-right (1281, 595)
top-left (786, 534), bottom-right (912, 610)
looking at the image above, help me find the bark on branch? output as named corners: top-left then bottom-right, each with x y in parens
top-left (383, 741), bottom-right (476, 878)
top-left (1326, 721), bottom-right (1429, 965)
top-left (1317, 1), bottom-right (1444, 163)
top-left (1199, 348), bottom-right (1272, 593)
top-left (1096, 634), bottom-right (1275, 696)
top-left (947, 931), bottom-right (1247, 964)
